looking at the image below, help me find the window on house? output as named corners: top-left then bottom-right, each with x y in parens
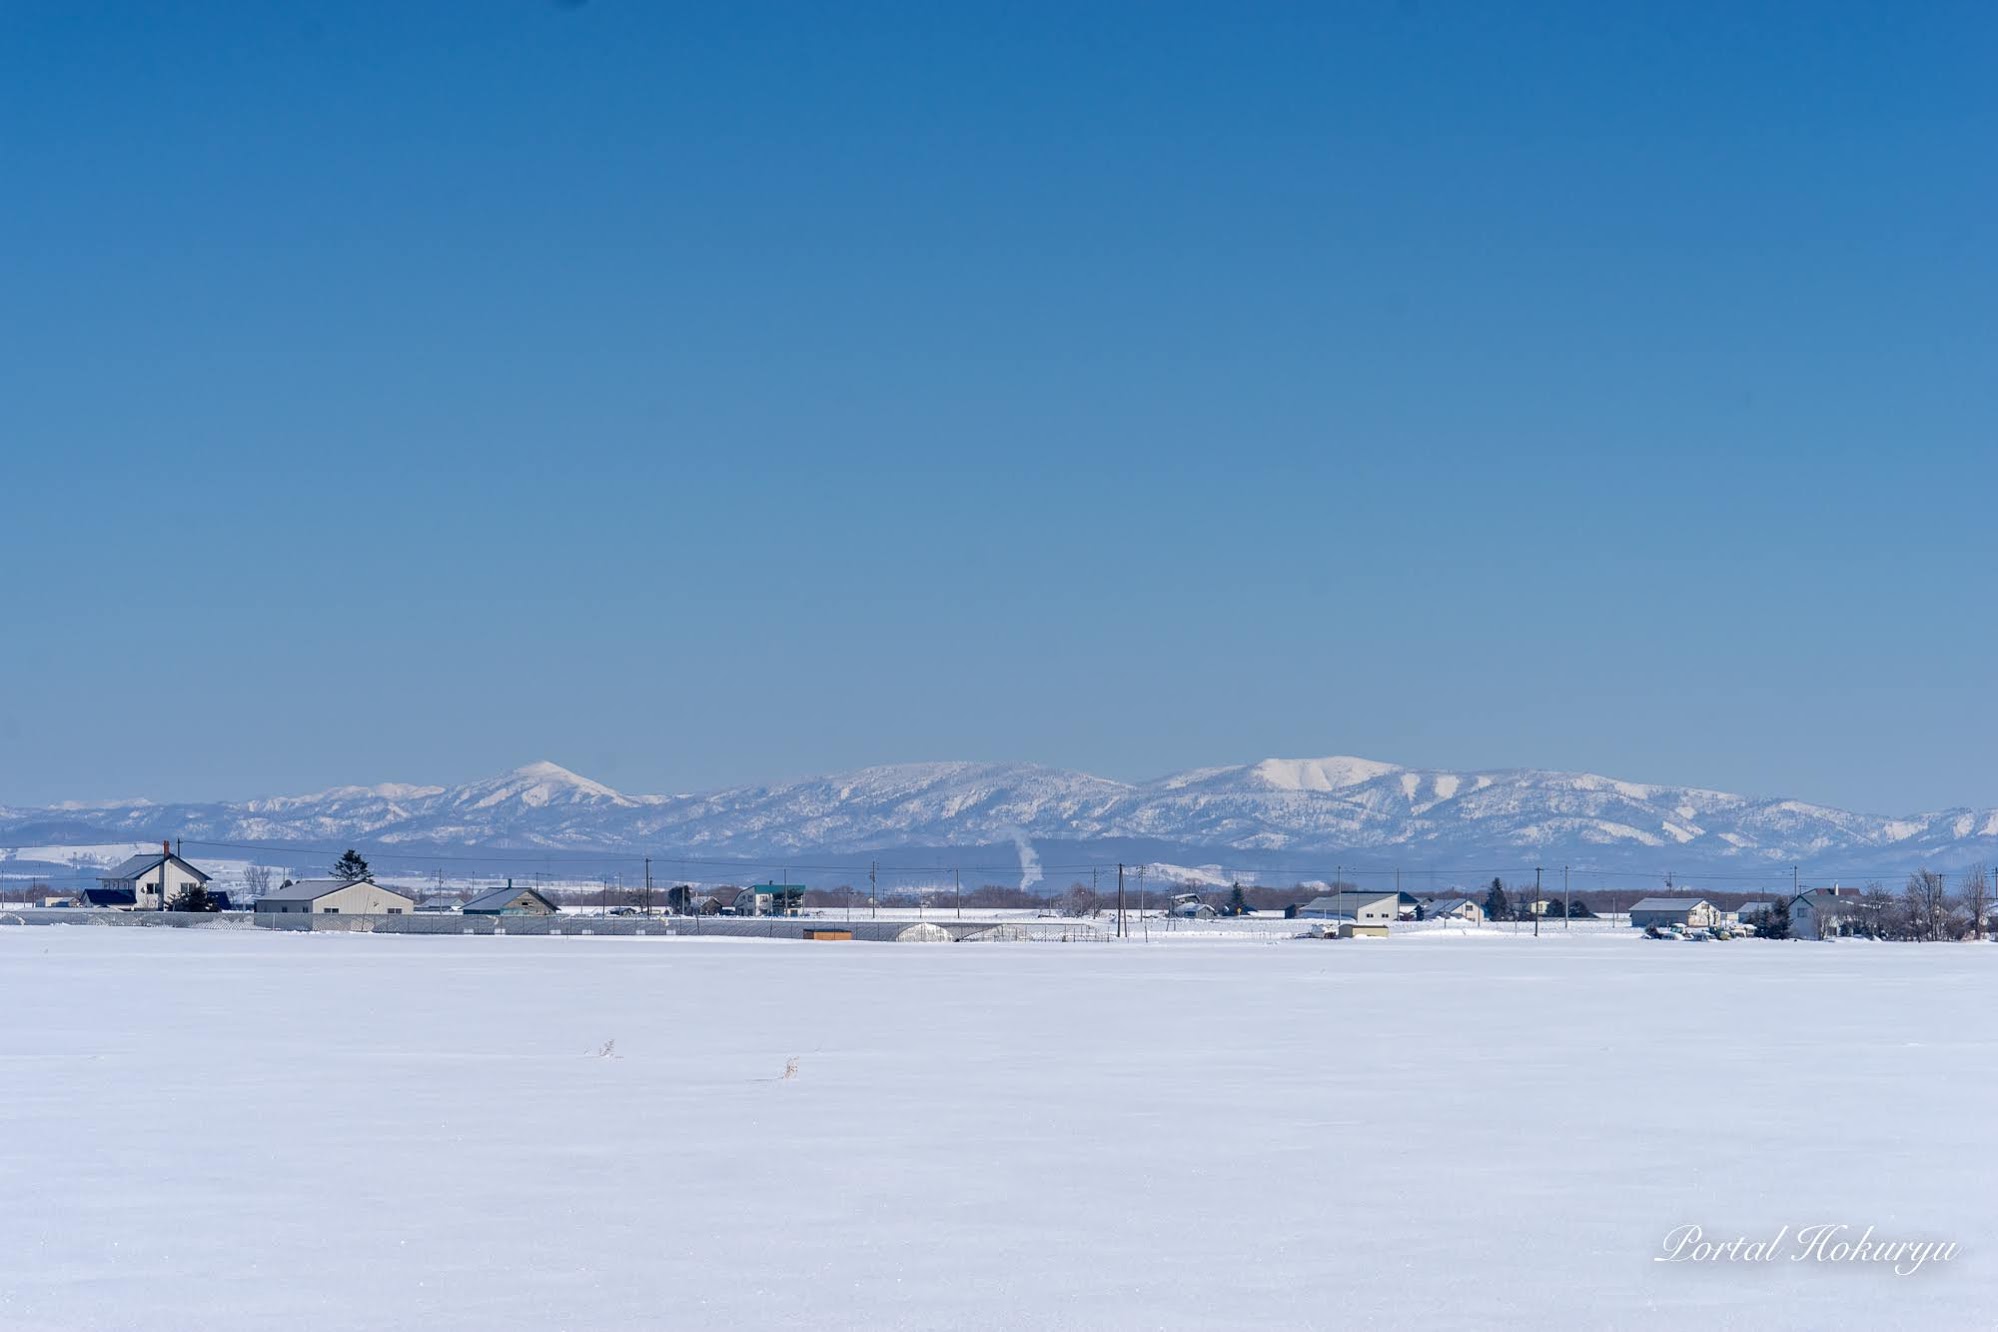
top-left (387, 907), bottom-right (403, 915)
top-left (323, 907), bottom-right (339, 914)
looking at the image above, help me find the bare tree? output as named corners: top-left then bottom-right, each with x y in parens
top-left (1061, 883), bottom-right (1101, 918)
top-left (1860, 881), bottom-right (1897, 939)
top-left (242, 863), bottom-right (274, 901)
top-left (1959, 864), bottom-right (1989, 942)
top-left (1906, 869), bottom-right (1950, 942)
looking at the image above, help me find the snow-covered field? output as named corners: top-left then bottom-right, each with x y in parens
top-left (1, 927), bottom-right (1990, 1329)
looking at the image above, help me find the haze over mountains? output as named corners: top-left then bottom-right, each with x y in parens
top-left (6, 756), bottom-right (1998, 883)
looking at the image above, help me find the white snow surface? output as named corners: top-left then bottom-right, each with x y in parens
top-left (1, 926), bottom-right (1991, 1329)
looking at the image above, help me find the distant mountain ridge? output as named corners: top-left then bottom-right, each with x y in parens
top-left (5, 756), bottom-right (1998, 879)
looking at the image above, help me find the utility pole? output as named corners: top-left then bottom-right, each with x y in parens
top-left (643, 857), bottom-right (652, 915)
top-left (1533, 867), bottom-right (1542, 938)
top-left (1563, 865), bottom-right (1570, 929)
top-left (869, 861), bottom-right (877, 918)
top-left (954, 867), bottom-right (961, 919)
top-left (1116, 863), bottom-right (1126, 938)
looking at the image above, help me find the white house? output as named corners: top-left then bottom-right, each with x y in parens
top-left (99, 845), bottom-right (211, 911)
top-left (1424, 897), bottom-right (1485, 925)
top-left (1786, 888), bottom-right (1867, 939)
top-left (1627, 897), bottom-right (1719, 930)
top-left (253, 878), bottom-right (419, 916)
top-left (732, 884), bottom-right (805, 916)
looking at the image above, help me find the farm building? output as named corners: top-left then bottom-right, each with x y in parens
top-left (734, 884), bottom-right (805, 917)
top-left (1627, 897), bottom-right (1719, 930)
top-left (1296, 891), bottom-right (1400, 928)
top-left (461, 885), bottom-right (561, 916)
top-left (253, 879), bottom-right (419, 916)
top-left (416, 896), bottom-right (462, 913)
top-left (98, 845), bottom-right (211, 911)
top-left (1424, 898), bottom-right (1485, 924)
top-left (77, 888), bottom-right (138, 910)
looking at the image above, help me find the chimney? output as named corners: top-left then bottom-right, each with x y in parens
top-left (162, 840), bottom-right (170, 857)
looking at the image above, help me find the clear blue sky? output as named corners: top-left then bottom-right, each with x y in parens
top-left (2, 2), bottom-right (1993, 813)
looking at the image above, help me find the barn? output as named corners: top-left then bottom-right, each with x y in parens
top-left (253, 879), bottom-right (420, 916)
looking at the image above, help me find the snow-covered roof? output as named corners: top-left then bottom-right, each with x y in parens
top-left (1628, 897), bottom-right (1711, 912)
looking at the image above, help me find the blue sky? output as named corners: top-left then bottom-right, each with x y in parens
top-left (2, 2), bottom-right (1993, 812)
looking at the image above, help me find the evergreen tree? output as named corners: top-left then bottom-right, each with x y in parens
top-left (1483, 877), bottom-right (1512, 921)
top-left (331, 849), bottom-right (371, 883)
top-left (1226, 884), bottom-right (1250, 917)
top-left (1758, 901), bottom-right (1791, 940)
top-left (168, 883), bottom-right (214, 912)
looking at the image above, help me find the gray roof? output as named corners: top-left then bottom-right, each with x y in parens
top-left (1628, 897), bottom-right (1712, 913)
top-left (259, 877), bottom-right (415, 904)
top-left (1300, 891), bottom-right (1400, 915)
top-left (462, 885), bottom-right (559, 913)
top-left (102, 852), bottom-right (211, 884)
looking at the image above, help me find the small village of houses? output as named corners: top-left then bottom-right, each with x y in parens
top-left (17, 842), bottom-right (1976, 944)
top-left (34, 845), bottom-right (788, 921)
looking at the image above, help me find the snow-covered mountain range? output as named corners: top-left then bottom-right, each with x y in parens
top-left (6, 756), bottom-right (1998, 881)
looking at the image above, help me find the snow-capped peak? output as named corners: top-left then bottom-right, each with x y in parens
top-left (17, 755), bottom-right (1998, 876)
top-left (511, 760), bottom-right (617, 792)
top-left (453, 761), bottom-right (630, 809)
top-left (1247, 756), bottom-right (1404, 792)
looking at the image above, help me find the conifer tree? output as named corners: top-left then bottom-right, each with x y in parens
top-left (168, 883), bottom-right (213, 912)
